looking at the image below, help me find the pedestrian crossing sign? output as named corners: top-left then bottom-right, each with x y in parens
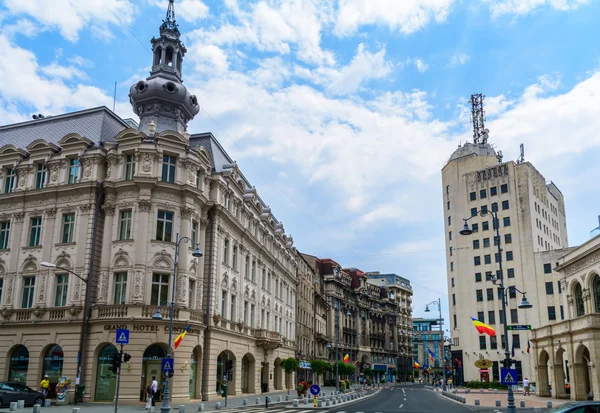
top-left (162, 357), bottom-right (174, 372)
top-left (115, 329), bottom-right (129, 344)
top-left (500, 368), bottom-right (518, 385)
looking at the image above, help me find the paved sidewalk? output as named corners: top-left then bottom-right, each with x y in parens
top-left (433, 387), bottom-right (570, 409)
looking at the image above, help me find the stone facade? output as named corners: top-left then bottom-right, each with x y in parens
top-left (532, 234), bottom-right (600, 401)
top-left (442, 141), bottom-right (569, 384)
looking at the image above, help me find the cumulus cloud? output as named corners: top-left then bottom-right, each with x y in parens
top-left (487, 0), bottom-right (590, 18)
top-left (448, 52), bottom-right (470, 67)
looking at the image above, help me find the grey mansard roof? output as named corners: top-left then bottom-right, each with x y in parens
top-left (446, 141), bottom-right (497, 165)
top-left (0, 106), bottom-right (129, 148)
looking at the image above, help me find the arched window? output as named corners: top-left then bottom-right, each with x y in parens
top-left (155, 47), bottom-right (162, 66)
top-left (8, 345), bottom-right (29, 383)
top-left (43, 344), bottom-right (64, 399)
top-left (575, 282), bottom-right (585, 317)
top-left (95, 344), bottom-right (118, 401)
top-left (166, 47), bottom-right (174, 67)
top-left (593, 275), bottom-right (600, 313)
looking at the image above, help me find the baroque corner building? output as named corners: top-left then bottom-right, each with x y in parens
top-left (0, 1), bottom-right (297, 405)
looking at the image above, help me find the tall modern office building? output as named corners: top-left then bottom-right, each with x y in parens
top-left (442, 95), bottom-right (569, 384)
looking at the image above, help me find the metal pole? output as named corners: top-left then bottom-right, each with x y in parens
top-left (335, 300), bottom-right (339, 393)
top-left (493, 211), bottom-right (515, 413)
top-left (161, 232), bottom-right (180, 413)
top-left (114, 344), bottom-right (123, 413)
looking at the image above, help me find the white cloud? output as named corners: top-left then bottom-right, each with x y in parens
top-left (68, 55), bottom-right (94, 68)
top-left (448, 52), bottom-right (470, 67)
top-left (2, 0), bottom-right (136, 42)
top-left (40, 62), bottom-right (87, 80)
top-left (0, 18), bottom-right (42, 39)
top-left (335, 0), bottom-right (456, 36)
top-left (487, 0), bottom-right (589, 18)
top-left (147, 0), bottom-right (209, 22)
top-left (413, 58), bottom-right (429, 73)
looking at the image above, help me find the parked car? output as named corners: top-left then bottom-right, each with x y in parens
top-left (0, 382), bottom-right (45, 407)
top-left (548, 401), bottom-right (600, 413)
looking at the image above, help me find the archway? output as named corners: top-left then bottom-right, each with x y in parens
top-left (537, 350), bottom-right (550, 397)
top-left (273, 357), bottom-right (282, 390)
top-left (95, 344), bottom-right (118, 401)
top-left (141, 344), bottom-right (166, 402)
top-left (574, 282), bottom-right (585, 317)
top-left (42, 344), bottom-right (64, 400)
top-left (359, 354), bottom-right (371, 384)
top-left (189, 346), bottom-right (201, 400)
top-left (574, 344), bottom-right (592, 401)
top-left (216, 350), bottom-right (236, 396)
top-left (8, 345), bottom-right (29, 383)
top-left (241, 353), bottom-right (256, 394)
top-left (261, 361), bottom-right (269, 393)
top-left (592, 274), bottom-right (600, 313)
top-left (553, 347), bottom-right (568, 399)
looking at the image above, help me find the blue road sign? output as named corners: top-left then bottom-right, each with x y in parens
top-left (500, 368), bottom-right (518, 385)
top-left (115, 329), bottom-right (130, 344)
top-left (162, 357), bottom-right (174, 372)
top-left (309, 384), bottom-right (320, 396)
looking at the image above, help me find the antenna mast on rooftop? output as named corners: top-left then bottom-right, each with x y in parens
top-left (470, 93), bottom-right (489, 144)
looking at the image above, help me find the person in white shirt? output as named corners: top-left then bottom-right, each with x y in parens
top-left (151, 376), bottom-right (158, 406)
top-left (523, 377), bottom-right (530, 396)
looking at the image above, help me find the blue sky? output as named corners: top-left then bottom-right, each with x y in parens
top-left (1, 0), bottom-right (600, 328)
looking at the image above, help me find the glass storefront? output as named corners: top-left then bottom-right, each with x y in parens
top-left (95, 344), bottom-right (118, 401)
top-left (9, 345), bottom-right (29, 384)
top-left (189, 351), bottom-right (197, 399)
top-left (43, 344), bottom-right (64, 399)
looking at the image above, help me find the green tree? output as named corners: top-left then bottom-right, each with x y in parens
top-left (309, 360), bottom-right (330, 385)
top-left (281, 358), bottom-right (299, 393)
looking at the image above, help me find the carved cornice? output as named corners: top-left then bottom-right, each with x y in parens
top-left (138, 199), bottom-right (152, 212)
top-left (560, 248), bottom-right (600, 277)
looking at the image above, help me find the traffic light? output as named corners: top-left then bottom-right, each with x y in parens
top-left (226, 360), bottom-right (233, 371)
top-left (111, 352), bottom-right (122, 374)
top-left (123, 353), bottom-right (131, 363)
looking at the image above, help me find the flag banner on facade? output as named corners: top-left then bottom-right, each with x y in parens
top-left (343, 354), bottom-right (350, 363)
top-left (414, 361), bottom-right (421, 369)
top-left (428, 348), bottom-right (435, 364)
top-left (471, 317), bottom-right (496, 336)
top-left (173, 325), bottom-right (191, 349)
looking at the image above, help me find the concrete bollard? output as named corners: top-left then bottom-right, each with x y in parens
top-left (480, 388), bottom-right (483, 393)
top-left (256, 398), bottom-right (260, 405)
top-left (44, 400), bottom-right (52, 407)
top-left (18, 400), bottom-right (25, 409)
top-left (179, 405), bottom-right (185, 413)
top-left (325, 400), bottom-right (330, 407)
top-left (317, 400), bottom-right (323, 408)
top-left (197, 403), bottom-right (204, 412)
top-left (494, 389), bottom-right (498, 394)
top-left (495, 400), bottom-right (501, 407)
top-left (33, 405), bottom-right (41, 413)
top-left (72, 408), bottom-right (80, 413)
top-left (243, 399), bottom-right (248, 406)
top-left (9, 402), bottom-right (17, 412)
top-left (547, 401), bottom-right (553, 408)
top-left (215, 402), bottom-right (221, 410)
top-left (293, 400), bottom-right (299, 408)
top-left (304, 397), bottom-right (308, 405)
top-left (278, 396), bottom-right (282, 402)
top-left (520, 400), bottom-right (525, 408)
top-left (286, 395), bottom-right (290, 401)
top-left (475, 399), bottom-right (480, 406)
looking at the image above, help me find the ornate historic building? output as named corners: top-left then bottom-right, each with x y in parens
top-left (0, 1), bottom-right (296, 405)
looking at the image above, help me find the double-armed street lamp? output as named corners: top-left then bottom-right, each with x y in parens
top-left (151, 233), bottom-right (202, 413)
top-left (460, 208), bottom-right (532, 413)
top-left (424, 298), bottom-right (445, 389)
top-left (328, 298), bottom-right (351, 393)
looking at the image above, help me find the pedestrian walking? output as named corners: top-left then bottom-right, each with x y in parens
top-left (523, 377), bottom-right (530, 396)
top-left (151, 376), bottom-right (158, 406)
top-left (40, 375), bottom-right (49, 397)
top-left (145, 382), bottom-right (154, 410)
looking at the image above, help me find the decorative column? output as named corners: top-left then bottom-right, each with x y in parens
top-left (131, 199), bottom-right (152, 304)
top-left (97, 203), bottom-right (116, 305)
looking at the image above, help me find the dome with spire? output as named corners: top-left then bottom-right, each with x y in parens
top-left (129, 0), bottom-right (199, 136)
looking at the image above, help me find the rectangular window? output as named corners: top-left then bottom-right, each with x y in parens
top-left (245, 256), bottom-right (250, 280)
top-left (450, 262), bottom-right (454, 271)
top-left (191, 220), bottom-right (198, 245)
top-left (453, 314), bottom-right (457, 328)
top-left (195, 169), bottom-right (202, 189)
top-left (502, 200), bottom-right (509, 210)
top-left (29, 217), bottom-right (42, 246)
top-left (21, 276), bottom-right (35, 308)
top-left (485, 271), bottom-right (493, 281)
top-left (230, 294), bottom-right (236, 321)
top-left (451, 278), bottom-right (455, 287)
top-left (491, 339), bottom-right (498, 350)
top-left (251, 261), bottom-right (256, 283)
top-left (119, 210), bottom-right (132, 240)
top-left (446, 185), bottom-right (450, 194)
top-left (548, 306), bottom-right (556, 321)
top-left (232, 245), bottom-right (238, 270)
top-left (449, 231), bottom-right (452, 241)
top-left (506, 251), bottom-right (514, 261)
top-left (61, 213), bottom-right (75, 243)
top-left (244, 301), bottom-right (248, 324)
top-left (36, 164), bottom-right (47, 189)
top-left (510, 308), bottom-right (518, 323)
top-left (490, 186), bottom-right (497, 196)
top-left (261, 269), bottom-right (266, 289)
top-left (221, 291), bottom-right (227, 318)
top-left (512, 334), bottom-right (521, 349)
top-left (447, 201), bottom-right (450, 210)
top-left (124, 154), bottom-right (136, 180)
top-left (161, 155), bottom-right (177, 183)
top-left (543, 263), bottom-right (552, 274)
top-left (505, 234), bottom-right (512, 244)
top-left (474, 256), bottom-right (481, 266)
top-left (472, 223), bottom-right (479, 232)
top-left (495, 252), bottom-right (500, 263)
top-left (481, 205), bottom-right (488, 214)
top-left (470, 192), bottom-right (476, 201)
top-left (471, 207), bottom-right (477, 217)
top-left (188, 279), bottom-right (195, 309)
top-left (509, 288), bottom-right (516, 299)
top-left (54, 274), bottom-right (68, 307)
top-left (473, 239), bottom-right (480, 249)
top-left (449, 246), bottom-right (453, 256)
top-left (223, 239), bottom-right (229, 265)
top-left (0, 221), bottom-right (10, 249)
top-left (452, 294), bottom-right (456, 306)
top-left (156, 210), bottom-right (173, 242)
top-left (499, 310), bottom-right (505, 324)
top-left (545, 282), bottom-right (554, 295)
top-left (114, 272), bottom-right (127, 304)
top-left (479, 336), bottom-right (486, 350)
top-left (4, 168), bottom-right (15, 193)
top-left (507, 268), bottom-right (515, 278)
top-left (0, 278), bottom-right (3, 304)
top-left (68, 158), bottom-right (80, 184)
top-left (482, 221), bottom-right (489, 231)
top-left (491, 202), bottom-right (498, 212)
top-left (475, 272), bottom-right (482, 282)
top-left (501, 184), bottom-right (508, 194)
top-left (488, 311), bottom-right (496, 325)
top-left (486, 288), bottom-right (494, 301)
top-left (483, 238), bottom-right (490, 248)
top-left (558, 281), bottom-right (562, 294)
top-left (448, 216), bottom-right (451, 226)
top-left (480, 189), bottom-right (487, 199)
top-left (484, 254), bottom-right (491, 265)
top-left (560, 305), bottom-right (564, 320)
top-left (476, 289), bottom-right (483, 302)
top-left (151, 273), bottom-right (169, 305)
top-left (477, 311), bottom-right (484, 322)
top-left (250, 304), bottom-right (255, 327)
top-left (503, 217), bottom-right (511, 227)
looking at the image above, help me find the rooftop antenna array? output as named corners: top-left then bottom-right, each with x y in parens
top-left (517, 143), bottom-right (525, 164)
top-left (470, 93), bottom-right (489, 144)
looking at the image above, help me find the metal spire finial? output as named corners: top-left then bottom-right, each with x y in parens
top-left (160, 0), bottom-right (180, 35)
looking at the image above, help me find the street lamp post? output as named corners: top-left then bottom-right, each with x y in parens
top-left (460, 209), bottom-right (533, 413)
top-left (151, 233), bottom-right (202, 413)
top-left (41, 261), bottom-right (89, 405)
top-left (424, 298), bottom-right (444, 390)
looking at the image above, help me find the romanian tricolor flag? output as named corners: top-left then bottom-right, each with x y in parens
top-left (174, 325), bottom-right (191, 350)
top-left (471, 317), bottom-right (496, 336)
top-left (343, 354), bottom-right (350, 363)
top-left (354, 360), bottom-right (359, 365)
top-left (413, 361), bottom-right (420, 369)
top-left (428, 349), bottom-right (435, 364)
